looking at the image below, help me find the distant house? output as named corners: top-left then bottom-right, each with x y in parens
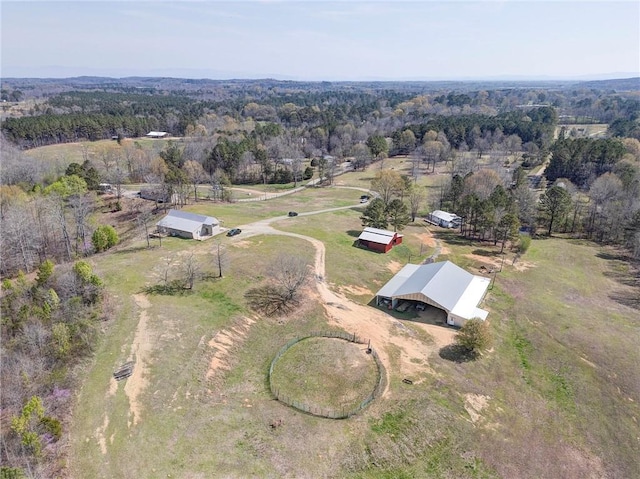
top-left (376, 261), bottom-right (490, 327)
top-left (357, 227), bottom-right (403, 253)
top-left (426, 210), bottom-right (462, 229)
top-left (139, 188), bottom-right (170, 203)
top-left (145, 131), bottom-right (168, 138)
top-left (156, 209), bottom-right (220, 240)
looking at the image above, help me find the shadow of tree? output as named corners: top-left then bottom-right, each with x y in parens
top-left (142, 281), bottom-right (191, 296)
top-left (609, 292), bottom-right (640, 310)
top-left (597, 249), bottom-right (639, 309)
top-left (596, 251), bottom-right (630, 262)
top-left (111, 245), bottom-right (159, 255)
top-left (346, 230), bottom-right (362, 238)
top-left (438, 344), bottom-right (478, 363)
top-left (472, 249), bottom-right (501, 257)
top-left (433, 233), bottom-right (469, 247)
top-left (245, 284), bottom-right (298, 317)
top-left (603, 270), bottom-right (639, 287)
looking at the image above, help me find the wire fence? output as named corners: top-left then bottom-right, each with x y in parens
top-left (268, 331), bottom-right (385, 419)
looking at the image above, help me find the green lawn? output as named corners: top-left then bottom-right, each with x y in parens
top-left (270, 337), bottom-right (379, 413)
top-left (68, 184), bottom-right (640, 479)
top-left (186, 185), bottom-right (365, 229)
top-left (273, 208), bottom-right (440, 301)
top-left (431, 237), bottom-right (640, 478)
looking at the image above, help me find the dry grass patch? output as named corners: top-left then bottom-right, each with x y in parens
top-left (339, 284), bottom-right (374, 297)
top-left (270, 337), bottom-right (379, 412)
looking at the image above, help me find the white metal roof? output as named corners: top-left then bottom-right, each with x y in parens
top-left (430, 210), bottom-right (461, 222)
top-left (376, 261), bottom-right (490, 320)
top-left (156, 209), bottom-right (219, 233)
top-left (450, 276), bottom-right (490, 320)
top-left (358, 227), bottom-right (401, 245)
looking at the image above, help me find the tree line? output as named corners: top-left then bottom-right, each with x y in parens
top-left (392, 107), bottom-right (558, 153)
top-left (0, 173), bottom-right (119, 277)
top-left (1, 260), bottom-right (107, 477)
top-left (2, 113), bottom-right (161, 147)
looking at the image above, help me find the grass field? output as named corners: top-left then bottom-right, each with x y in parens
top-left (67, 176), bottom-right (639, 478)
top-left (270, 337), bottom-right (379, 412)
top-left (24, 137), bottom-right (174, 164)
top-left (554, 123), bottom-right (609, 139)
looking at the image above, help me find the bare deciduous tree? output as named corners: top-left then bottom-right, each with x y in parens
top-left (212, 240), bottom-right (228, 278)
top-left (137, 209), bottom-right (154, 248)
top-left (407, 185), bottom-right (426, 222)
top-left (267, 253), bottom-right (310, 301)
top-left (183, 160), bottom-right (206, 202)
top-left (181, 252), bottom-right (200, 290)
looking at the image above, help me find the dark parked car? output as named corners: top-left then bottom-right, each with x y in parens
top-left (288, 211), bottom-right (298, 217)
top-left (226, 228), bottom-right (241, 237)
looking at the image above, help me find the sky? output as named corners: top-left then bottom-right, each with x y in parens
top-left (1, 0), bottom-right (639, 81)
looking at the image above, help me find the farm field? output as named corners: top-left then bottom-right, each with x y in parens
top-left (67, 184), bottom-right (640, 479)
top-left (22, 137), bottom-right (177, 164)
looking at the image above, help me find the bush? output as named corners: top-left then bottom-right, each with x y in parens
top-left (303, 166), bottom-right (314, 180)
top-left (518, 234), bottom-right (532, 254)
top-left (36, 260), bottom-right (55, 286)
top-left (91, 228), bottom-right (108, 252)
top-left (92, 225), bottom-right (119, 252)
top-left (1, 467), bottom-right (26, 479)
top-left (455, 318), bottom-right (492, 357)
top-left (39, 416), bottom-right (62, 441)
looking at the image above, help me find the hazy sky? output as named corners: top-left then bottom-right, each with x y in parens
top-left (2, 0), bottom-right (639, 80)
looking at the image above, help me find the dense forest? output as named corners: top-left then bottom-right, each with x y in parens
top-left (2, 77), bottom-right (639, 148)
top-left (1, 77), bottom-right (639, 272)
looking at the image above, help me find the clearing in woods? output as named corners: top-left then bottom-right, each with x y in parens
top-left (68, 183), bottom-right (639, 479)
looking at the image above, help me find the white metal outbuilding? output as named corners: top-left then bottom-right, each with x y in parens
top-left (156, 209), bottom-right (220, 240)
top-left (426, 210), bottom-right (462, 228)
top-left (376, 261), bottom-right (490, 326)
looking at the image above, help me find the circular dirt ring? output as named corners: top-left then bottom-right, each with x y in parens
top-left (269, 336), bottom-right (380, 417)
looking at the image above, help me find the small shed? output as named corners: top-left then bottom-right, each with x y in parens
top-left (146, 131), bottom-right (168, 138)
top-left (139, 188), bottom-right (170, 203)
top-left (358, 227), bottom-right (403, 253)
top-left (426, 210), bottom-right (462, 228)
top-left (156, 209), bottom-right (220, 240)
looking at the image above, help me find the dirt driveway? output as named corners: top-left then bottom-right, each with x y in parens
top-left (237, 205), bottom-right (456, 394)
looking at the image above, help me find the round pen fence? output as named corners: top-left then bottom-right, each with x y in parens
top-left (268, 331), bottom-right (385, 419)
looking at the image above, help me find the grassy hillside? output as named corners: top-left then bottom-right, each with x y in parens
top-left (67, 187), bottom-right (639, 478)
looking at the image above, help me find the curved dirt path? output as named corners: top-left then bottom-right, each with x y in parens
top-left (236, 202), bottom-right (455, 395)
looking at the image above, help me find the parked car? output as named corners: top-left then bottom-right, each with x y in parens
top-left (226, 228), bottom-right (241, 237)
top-left (395, 301), bottom-right (411, 312)
top-left (288, 211), bottom-right (298, 217)
top-left (416, 303), bottom-right (426, 311)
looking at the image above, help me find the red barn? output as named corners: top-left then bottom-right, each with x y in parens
top-left (357, 227), bottom-right (403, 253)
